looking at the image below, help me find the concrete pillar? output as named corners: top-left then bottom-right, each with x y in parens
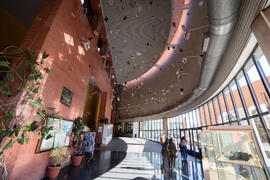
top-left (162, 117), bottom-right (168, 138)
top-left (252, 7), bottom-right (270, 64)
top-left (132, 122), bottom-right (139, 138)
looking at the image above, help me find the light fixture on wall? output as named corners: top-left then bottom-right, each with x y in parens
top-left (202, 36), bottom-right (210, 53)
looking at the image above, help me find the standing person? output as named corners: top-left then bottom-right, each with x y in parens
top-left (180, 137), bottom-right (187, 161)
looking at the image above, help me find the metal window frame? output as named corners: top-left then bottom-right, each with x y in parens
top-left (137, 44), bottom-right (270, 169)
top-left (243, 68), bottom-right (270, 142)
top-left (203, 104), bottom-right (208, 126)
top-left (252, 55), bottom-right (270, 97)
top-left (222, 90), bottom-right (232, 124)
top-left (217, 94), bottom-right (225, 124)
top-left (212, 99), bottom-right (218, 125)
top-left (228, 82), bottom-right (241, 124)
top-left (207, 101), bottom-right (213, 125)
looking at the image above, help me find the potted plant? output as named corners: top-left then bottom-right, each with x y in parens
top-left (48, 147), bottom-right (70, 179)
top-left (71, 117), bottom-right (85, 166)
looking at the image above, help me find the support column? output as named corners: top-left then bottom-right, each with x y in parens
top-left (252, 7), bottom-right (270, 64)
top-left (162, 117), bottom-right (168, 138)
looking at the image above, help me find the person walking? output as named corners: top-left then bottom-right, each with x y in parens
top-left (180, 137), bottom-right (187, 161)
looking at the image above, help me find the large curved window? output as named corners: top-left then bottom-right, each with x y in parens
top-left (139, 119), bottom-right (163, 142)
top-left (137, 45), bottom-right (270, 165)
top-left (165, 44), bottom-right (270, 167)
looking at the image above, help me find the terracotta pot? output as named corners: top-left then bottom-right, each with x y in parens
top-left (47, 166), bottom-right (61, 179)
top-left (72, 155), bottom-right (83, 166)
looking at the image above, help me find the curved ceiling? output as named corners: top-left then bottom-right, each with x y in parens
top-left (116, 0), bottom-right (267, 122)
top-left (121, 0), bottom-right (208, 119)
top-left (100, 0), bottom-right (172, 83)
top-left (100, 0), bottom-right (209, 120)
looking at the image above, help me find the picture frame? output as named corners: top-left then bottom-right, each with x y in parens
top-left (60, 87), bottom-right (73, 107)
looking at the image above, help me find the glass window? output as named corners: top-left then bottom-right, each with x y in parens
top-left (179, 115), bottom-right (183, 129)
top-left (224, 87), bottom-right (237, 122)
top-left (208, 101), bottom-right (216, 125)
top-left (254, 46), bottom-right (270, 85)
top-left (213, 97), bottom-right (222, 124)
top-left (236, 71), bottom-right (258, 116)
top-left (204, 104), bottom-right (211, 125)
top-left (189, 111), bottom-right (194, 128)
top-left (244, 59), bottom-right (269, 113)
top-left (195, 108), bottom-right (201, 127)
top-left (229, 80), bottom-right (246, 119)
top-left (200, 106), bottom-right (206, 126)
top-left (187, 112), bottom-right (190, 128)
top-left (218, 93), bottom-right (229, 123)
top-left (192, 110), bottom-right (197, 127)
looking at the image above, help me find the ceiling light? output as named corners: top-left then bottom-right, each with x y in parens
top-left (202, 37), bottom-right (209, 53)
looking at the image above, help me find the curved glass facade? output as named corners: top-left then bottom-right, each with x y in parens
top-left (139, 119), bottom-right (163, 142)
top-left (139, 44), bottom-right (270, 168)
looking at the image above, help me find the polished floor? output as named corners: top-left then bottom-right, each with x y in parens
top-left (55, 138), bottom-right (204, 180)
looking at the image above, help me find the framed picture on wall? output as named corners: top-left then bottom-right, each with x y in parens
top-left (35, 117), bottom-right (73, 153)
top-left (60, 87), bottom-right (73, 107)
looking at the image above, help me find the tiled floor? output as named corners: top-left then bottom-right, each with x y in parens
top-left (56, 138), bottom-right (204, 180)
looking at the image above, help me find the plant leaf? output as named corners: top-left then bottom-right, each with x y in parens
top-left (0, 61), bottom-right (10, 68)
top-left (14, 127), bottom-right (20, 137)
top-left (24, 120), bottom-right (30, 126)
top-left (37, 108), bottom-right (46, 118)
top-left (6, 73), bottom-right (14, 82)
top-left (18, 66), bottom-right (25, 76)
top-left (38, 73), bottom-right (43, 80)
top-left (45, 134), bottom-right (53, 140)
top-left (47, 69), bottom-right (52, 75)
top-left (52, 112), bottom-right (59, 118)
top-left (17, 137), bottom-right (24, 144)
top-left (29, 50), bottom-right (36, 56)
top-left (3, 139), bottom-right (15, 150)
top-left (3, 110), bottom-right (15, 120)
top-left (33, 117), bottom-right (41, 122)
top-left (30, 122), bottom-right (38, 131)
top-left (25, 137), bottom-right (29, 144)
top-left (27, 75), bottom-right (35, 81)
top-left (42, 52), bottom-right (49, 59)
top-left (31, 98), bottom-right (42, 108)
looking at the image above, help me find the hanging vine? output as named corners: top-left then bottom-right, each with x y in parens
top-left (0, 46), bottom-right (56, 179)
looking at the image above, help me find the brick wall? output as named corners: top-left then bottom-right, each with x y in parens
top-left (3, 0), bottom-right (113, 179)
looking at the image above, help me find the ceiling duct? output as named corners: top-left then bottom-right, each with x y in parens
top-left (154, 0), bottom-right (241, 116)
top-left (199, 0), bottom-right (241, 91)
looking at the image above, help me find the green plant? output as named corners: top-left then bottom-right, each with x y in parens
top-left (72, 117), bottom-right (84, 155)
top-left (49, 147), bottom-right (70, 167)
top-left (0, 46), bottom-right (56, 179)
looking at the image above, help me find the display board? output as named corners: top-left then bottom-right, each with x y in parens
top-left (36, 117), bottom-right (73, 153)
top-left (102, 124), bottom-right (113, 145)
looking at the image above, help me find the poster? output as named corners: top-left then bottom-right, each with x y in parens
top-left (102, 124), bottom-right (113, 145)
top-left (82, 132), bottom-right (96, 154)
top-left (37, 117), bottom-right (73, 152)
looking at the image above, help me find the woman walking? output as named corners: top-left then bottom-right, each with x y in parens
top-left (180, 137), bottom-right (187, 162)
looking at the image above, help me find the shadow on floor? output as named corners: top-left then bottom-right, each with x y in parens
top-left (56, 150), bottom-right (127, 180)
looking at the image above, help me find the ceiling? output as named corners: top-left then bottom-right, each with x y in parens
top-left (100, 0), bottom-right (172, 83)
top-left (100, 0), bottom-right (209, 120)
